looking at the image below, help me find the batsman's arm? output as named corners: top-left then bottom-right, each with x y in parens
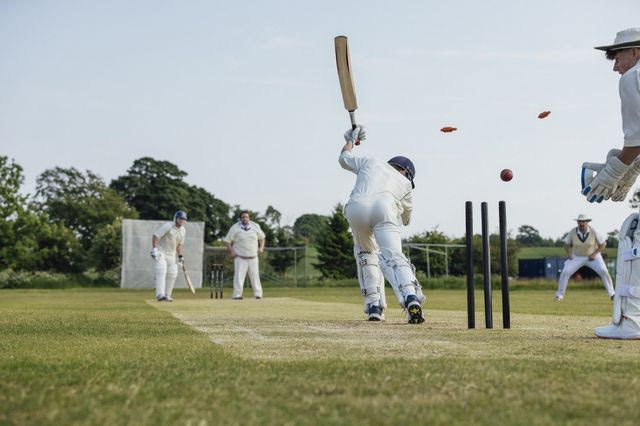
top-left (341, 141), bottom-right (354, 153)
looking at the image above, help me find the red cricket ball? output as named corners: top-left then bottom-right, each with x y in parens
top-left (500, 169), bottom-right (513, 182)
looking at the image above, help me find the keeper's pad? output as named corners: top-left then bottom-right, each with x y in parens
top-left (612, 212), bottom-right (640, 325)
top-left (596, 211), bottom-right (640, 339)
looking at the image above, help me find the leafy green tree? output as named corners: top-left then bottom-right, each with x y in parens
top-left (314, 204), bottom-right (355, 279)
top-left (0, 157), bottom-right (81, 272)
top-left (293, 213), bottom-right (328, 244)
top-left (516, 225), bottom-right (546, 247)
top-left (448, 233), bottom-right (520, 277)
top-left (269, 226), bottom-right (297, 274)
top-left (34, 167), bottom-right (137, 250)
top-left (90, 220), bottom-right (123, 271)
top-left (111, 157), bottom-right (232, 242)
top-left (405, 228), bottom-right (450, 276)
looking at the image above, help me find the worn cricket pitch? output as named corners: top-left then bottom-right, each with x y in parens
top-left (151, 296), bottom-right (638, 363)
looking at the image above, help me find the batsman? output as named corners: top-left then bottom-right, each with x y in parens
top-left (339, 126), bottom-right (425, 324)
top-left (581, 28), bottom-right (640, 339)
top-left (150, 210), bottom-right (187, 302)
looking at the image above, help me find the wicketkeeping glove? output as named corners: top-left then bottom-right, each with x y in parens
top-left (611, 157), bottom-right (640, 202)
top-left (344, 125), bottom-right (366, 145)
top-left (581, 156), bottom-right (631, 203)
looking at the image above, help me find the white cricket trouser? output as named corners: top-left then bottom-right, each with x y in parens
top-left (556, 254), bottom-right (614, 298)
top-left (154, 253), bottom-right (178, 297)
top-left (232, 256), bottom-right (262, 298)
top-left (345, 197), bottom-right (419, 306)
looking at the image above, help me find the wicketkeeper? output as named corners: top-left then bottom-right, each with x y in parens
top-left (151, 210), bottom-right (187, 302)
top-left (581, 28), bottom-right (640, 203)
top-left (339, 125), bottom-right (425, 324)
top-left (580, 28), bottom-right (640, 339)
top-left (555, 214), bottom-right (614, 301)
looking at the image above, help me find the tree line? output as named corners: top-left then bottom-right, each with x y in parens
top-left (1, 155), bottom-right (324, 274)
top-left (1, 154), bottom-right (621, 279)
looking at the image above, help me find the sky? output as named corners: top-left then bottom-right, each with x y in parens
top-left (1, 0), bottom-right (640, 240)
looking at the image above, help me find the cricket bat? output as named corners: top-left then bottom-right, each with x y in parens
top-left (181, 263), bottom-right (196, 294)
top-left (335, 35), bottom-right (360, 145)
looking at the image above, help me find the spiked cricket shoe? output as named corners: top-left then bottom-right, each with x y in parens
top-left (405, 295), bottom-right (425, 324)
top-left (367, 304), bottom-right (384, 321)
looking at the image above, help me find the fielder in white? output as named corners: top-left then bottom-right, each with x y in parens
top-left (555, 214), bottom-right (614, 301)
top-left (151, 211), bottom-right (186, 302)
top-left (339, 125), bottom-right (425, 324)
top-left (223, 211), bottom-right (265, 299)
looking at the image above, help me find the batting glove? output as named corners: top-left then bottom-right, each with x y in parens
top-left (344, 125), bottom-right (366, 144)
top-left (151, 247), bottom-right (159, 259)
top-left (581, 156), bottom-right (631, 203)
top-left (178, 254), bottom-right (184, 265)
top-left (611, 157), bottom-right (640, 202)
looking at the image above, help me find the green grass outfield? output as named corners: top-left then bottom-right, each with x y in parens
top-left (1, 287), bottom-right (639, 426)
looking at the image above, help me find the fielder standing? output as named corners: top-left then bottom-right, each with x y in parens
top-left (555, 214), bottom-right (614, 301)
top-left (223, 211), bottom-right (265, 299)
top-left (580, 28), bottom-right (640, 339)
top-left (151, 211), bottom-right (187, 302)
top-left (339, 125), bottom-right (425, 324)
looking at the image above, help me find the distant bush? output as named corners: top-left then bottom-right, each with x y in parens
top-left (0, 270), bottom-right (119, 289)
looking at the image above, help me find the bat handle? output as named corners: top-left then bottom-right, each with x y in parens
top-left (349, 111), bottom-right (360, 145)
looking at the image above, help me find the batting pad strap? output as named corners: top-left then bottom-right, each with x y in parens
top-left (616, 284), bottom-right (640, 298)
top-left (622, 247), bottom-right (640, 261)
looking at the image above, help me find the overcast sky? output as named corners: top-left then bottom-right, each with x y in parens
top-left (1, 1), bottom-right (639, 239)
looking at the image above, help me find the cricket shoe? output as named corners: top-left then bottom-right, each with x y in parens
top-left (554, 295), bottom-right (563, 301)
top-left (156, 295), bottom-right (166, 302)
top-left (594, 320), bottom-right (640, 339)
top-left (367, 304), bottom-right (384, 321)
top-left (165, 296), bottom-right (173, 302)
top-left (405, 295), bottom-right (425, 324)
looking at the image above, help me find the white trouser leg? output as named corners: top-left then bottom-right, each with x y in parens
top-left (165, 257), bottom-right (178, 298)
top-left (556, 256), bottom-right (589, 298)
top-left (374, 216), bottom-right (424, 306)
top-left (586, 254), bottom-right (615, 297)
top-left (346, 202), bottom-right (383, 312)
top-left (233, 257), bottom-right (250, 298)
top-left (154, 254), bottom-right (168, 297)
top-left (247, 257), bottom-right (263, 298)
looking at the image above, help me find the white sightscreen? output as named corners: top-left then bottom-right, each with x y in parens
top-left (121, 219), bottom-right (204, 289)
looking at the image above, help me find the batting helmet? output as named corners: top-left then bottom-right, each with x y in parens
top-left (174, 210), bottom-right (187, 225)
top-left (388, 156), bottom-right (416, 188)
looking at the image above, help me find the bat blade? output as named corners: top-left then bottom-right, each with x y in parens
top-left (335, 36), bottom-right (358, 120)
top-left (182, 263), bottom-right (196, 294)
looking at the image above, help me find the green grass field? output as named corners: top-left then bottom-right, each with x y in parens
top-left (2, 287), bottom-right (639, 425)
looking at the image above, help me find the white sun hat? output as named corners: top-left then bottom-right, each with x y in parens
top-left (595, 28), bottom-right (640, 51)
top-left (575, 214), bottom-right (592, 222)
